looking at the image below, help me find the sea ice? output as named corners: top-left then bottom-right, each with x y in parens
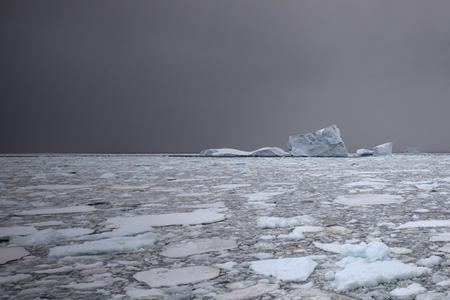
top-left (126, 286), bottom-right (165, 299)
top-left (106, 209), bottom-right (225, 228)
top-left (398, 220), bottom-right (450, 229)
top-left (330, 241), bottom-right (428, 291)
top-left (430, 232), bottom-right (450, 242)
top-left (277, 226), bottom-right (322, 241)
top-left (417, 255), bottom-right (442, 267)
top-left (26, 221), bottom-right (64, 227)
top-left (314, 242), bottom-right (343, 253)
top-left (390, 283), bottom-right (426, 299)
top-left (78, 223), bottom-right (153, 240)
top-left (332, 260), bottom-right (428, 291)
top-left (0, 274), bottom-right (31, 285)
top-left (161, 238), bottom-right (237, 258)
top-left (257, 215), bottom-right (315, 229)
top-left (438, 243), bottom-right (450, 253)
top-left (133, 266), bottom-right (220, 287)
top-left (11, 228), bottom-right (94, 246)
top-left (16, 205), bottom-right (96, 215)
top-left (48, 232), bottom-right (157, 257)
top-left (0, 226), bottom-right (37, 239)
top-left (249, 257), bottom-right (318, 281)
top-left (335, 194), bottom-right (404, 206)
top-left (215, 283), bottom-right (279, 300)
top-left (0, 247), bottom-right (30, 264)
top-left (16, 184), bottom-right (90, 191)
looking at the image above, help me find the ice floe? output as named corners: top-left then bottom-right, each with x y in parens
top-left (335, 194), bottom-right (404, 206)
top-left (106, 209), bottom-right (225, 228)
top-left (250, 257), bottom-right (318, 281)
top-left (398, 220), bottom-right (450, 229)
top-left (330, 241), bottom-right (429, 291)
top-left (0, 226), bottom-right (37, 239)
top-left (390, 283), bottom-right (426, 299)
top-left (161, 238), bottom-right (237, 258)
top-left (417, 255), bottom-right (442, 267)
top-left (430, 232), bottom-right (450, 242)
top-left (26, 221), bottom-right (64, 227)
top-left (17, 184), bottom-right (91, 191)
top-left (11, 228), bottom-right (94, 246)
top-left (16, 205), bottom-right (96, 215)
top-left (0, 274), bottom-right (31, 285)
top-left (78, 224), bottom-right (153, 241)
top-left (133, 266), bottom-right (220, 287)
top-left (257, 215), bottom-right (315, 229)
top-left (126, 286), bottom-right (165, 299)
top-left (215, 283), bottom-right (279, 300)
top-left (48, 232), bottom-right (157, 257)
top-left (0, 247), bottom-right (30, 264)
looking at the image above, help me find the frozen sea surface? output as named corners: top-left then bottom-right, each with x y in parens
top-left (1, 154), bottom-right (450, 299)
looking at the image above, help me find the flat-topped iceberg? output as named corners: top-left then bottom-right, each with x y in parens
top-left (200, 147), bottom-right (289, 157)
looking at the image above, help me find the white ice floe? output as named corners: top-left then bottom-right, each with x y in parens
top-left (330, 241), bottom-right (428, 291)
top-left (11, 228), bottom-right (94, 246)
top-left (26, 221), bottom-right (64, 227)
top-left (78, 223), bottom-right (153, 241)
top-left (215, 261), bottom-right (237, 270)
top-left (48, 232), bottom-right (157, 257)
top-left (244, 191), bottom-right (287, 202)
top-left (214, 183), bottom-right (251, 190)
top-left (417, 255), bottom-right (442, 267)
top-left (0, 247), bottom-right (30, 264)
top-left (277, 226), bottom-right (323, 240)
top-left (277, 229), bottom-right (305, 241)
top-left (126, 286), bottom-right (165, 299)
top-left (16, 205), bottom-right (96, 216)
top-left (257, 215), bottom-right (315, 229)
top-left (215, 283), bottom-right (279, 300)
top-left (134, 266), bottom-right (220, 287)
top-left (415, 292), bottom-right (450, 300)
top-left (333, 260), bottom-right (428, 291)
top-left (414, 181), bottom-right (439, 192)
top-left (161, 238), bottom-right (237, 258)
top-left (0, 226), bottom-right (37, 239)
top-left (110, 184), bottom-right (150, 190)
top-left (438, 243), bottom-right (450, 253)
top-left (99, 172), bottom-right (115, 179)
top-left (62, 280), bottom-right (111, 290)
top-left (250, 257), bottom-right (318, 282)
top-left (430, 232), bottom-right (450, 242)
top-left (106, 209), bottom-right (225, 228)
top-left (335, 194), bottom-right (404, 206)
top-left (0, 274), bottom-right (31, 285)
top-left (390, 247), bottom-right (413, 255)
top-left (390, 283), bottom-right (426, 299)
top-left (17, 184), bottom-right (90, 191)
top-left (314, 242), bottom-right (343, 254)
top-left (398, 220), bottom-right (450, 229)
top-left (34, 262), bottom-right (103, 274)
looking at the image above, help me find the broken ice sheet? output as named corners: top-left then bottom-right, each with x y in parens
top-left (335, 194), bottom-right (405, 206)
top-left (250, 257), bottom-right (318, 281)
top-left (133, 266), bottom-right (220, 287)
top-left (16, 205), bottom-right (96, 216)
top-left (161, 238), bottom-right (237, 258)
top-left (105, 209), bottom-right (226, 228)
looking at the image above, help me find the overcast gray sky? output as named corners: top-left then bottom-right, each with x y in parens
top-left (1, 0), bottom-right (450, 153)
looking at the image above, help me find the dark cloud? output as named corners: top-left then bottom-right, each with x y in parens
top-left (1, 0), bottom-right (450, 153)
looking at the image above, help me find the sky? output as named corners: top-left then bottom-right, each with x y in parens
top-left (1, 0), bottom-right (450, 153)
